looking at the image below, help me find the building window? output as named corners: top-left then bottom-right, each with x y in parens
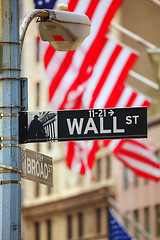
top-left (47, 219), bottom-right (51, 240)
top-left (36, 37), bottom-right (40, 62)
top-left (78, 212), bottom-right (83, 237)
top-left (155, 149), bottom-right (160, 161)
top-left (36, 183), bottom-right (39, 197)
top-left (106, 155), bottom-right (111, 179)
top-left (35, 222), bottom-right (40, 240)
top-left (36, 82), bottom-right (40, 107)
top-left (47, 186), bottom-right (51, 195)
top-left (155, 205), bottom-right (160, 236)
top-left (96, 208), bottom-right (101, 233)
top-left (155, 149), bottom-right (160, 182)
top-left (134, 210), bottom-right (139, 239)
top-left (96, 158), bottom-right (101, 181)
top-left (48, 141), bottom-right (52, 150)
top-left (124, 211), bottom-right (129, 230)
top-left (144, 207), bottom-right (150, 233)
top-left (36, 142), bottom-right (40, 152)
top-left (123, 167), bottom-right (129, 189)
top-left (134, 174), bottom-right (138, 186)
top-left (67, 215), bottom-right (72, 239)
top-left (144, 179), bottom-right (149, 184)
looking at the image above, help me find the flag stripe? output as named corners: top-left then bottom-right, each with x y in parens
top-left (115, 85), bottom-right (134, 107)
top-left (44, 45), bottom-right (56, 69)
top-left (115, 139), bottom-right (159, 162)
top-left (117, 154), bottom-right (160, 180)
top-left (117, 147), bottom-right (159, 168)
top-left (142, 100), bottom-right (151, 107)
top-left (68, 0), bottom-right (80, 12)
top-left (66, 141), bottom-right (97, 178)
top-left (89, 44), bottom-right (123, 108)
top-left (85, 0), bottom-right (100, 20)
top-left (94, 49), bottom-right (138, 108)
top-left (104, 53), bottom-right (138, 108)
top-left (82, 38), bottom-right (121, 108)
top-left (98, 0), bottom-right (122, 38)
top-left (88, 141), bottom-right (99, 169)
top-left (132, 94), bottom-right (150, 107)
top-left (49, 51), bottom-right (75, 101)
top-left (46, 51), bottom-right (68, 87)
top-left (65, 142), bottom-right (75, 169)
top-left (125, 92), bottom-right (137, 107)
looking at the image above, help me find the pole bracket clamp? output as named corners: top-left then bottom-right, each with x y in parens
top-left (0, 137), bottom-right (19, 142)
top-left (0, 180), bottom-right (21, 185)
top-left (0, 144), bottom-right (21, 149)
top-left (0, 164), bottom-right (22, 174)
top-left (0, 113), bottom-right (19, 118)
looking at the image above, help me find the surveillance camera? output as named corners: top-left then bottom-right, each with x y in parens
top-left (38, 9), bottom-right (91, 51)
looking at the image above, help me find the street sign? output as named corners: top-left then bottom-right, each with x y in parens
top-left (19, 107), bottom-right (147, 143)
top-left (21, 148), bottom-right (53, 186)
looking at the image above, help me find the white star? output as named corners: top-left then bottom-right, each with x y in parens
top-left (38, 0), bottom-right (43, 5)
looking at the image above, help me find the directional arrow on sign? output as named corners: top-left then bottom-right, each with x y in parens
top-left (108, 109), bottom-right (114, 116)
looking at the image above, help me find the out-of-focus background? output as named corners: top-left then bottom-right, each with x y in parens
top-left (20, 0), bottom-right (160, 239)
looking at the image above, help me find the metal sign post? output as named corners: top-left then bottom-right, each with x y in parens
top-left (0, 1), bottom-right (21, 239)
top-left (19, 107), bottom-right (147, 143)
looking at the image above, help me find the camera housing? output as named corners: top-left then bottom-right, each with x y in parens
top-left (38, 10), bottom-right (91, 51)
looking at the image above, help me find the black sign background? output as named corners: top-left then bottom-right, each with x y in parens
top-left (19, 107), bottom-right (147, 143)
top-left (57, 107), bottom-right (147, 141)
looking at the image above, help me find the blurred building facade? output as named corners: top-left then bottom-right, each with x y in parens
top-left (110, 1), bottom-right (160, 240)
top-left (116, 116), bottom-right (160, 240)
top-left (21, 0), bottom-right (160, 240)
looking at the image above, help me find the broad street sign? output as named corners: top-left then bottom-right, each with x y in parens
top-left (19, 107), bottom-right (147, 143)
top-left (21, 148), bottom-right (53, 186)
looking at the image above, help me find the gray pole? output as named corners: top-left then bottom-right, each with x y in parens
top-left (0, 0), bottom-right (21, 239)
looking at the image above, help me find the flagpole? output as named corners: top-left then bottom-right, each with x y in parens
top-left (110, 22), bottom-right (156, 49)
top-left (107, 197), bottom-right (156, 240)
top-left (129, 70), bottom-right (159, 90)
top-left (106, 206), bottom-right (110, 239)
top-left (150, 0), bottom-right (160, 6)
top-left (0, 1), bottom-right (21, 239)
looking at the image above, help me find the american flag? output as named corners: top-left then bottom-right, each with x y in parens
top-left (103, 85), bottom-right (160, 181)
top-left (108, 208), bottom-right (134, 240)
top-left (34, 0), bottom-right (56, 9)
top-left (65, 140), bottom-right (99, 178)
top-left (34, 0), bottom-right (160, 181)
